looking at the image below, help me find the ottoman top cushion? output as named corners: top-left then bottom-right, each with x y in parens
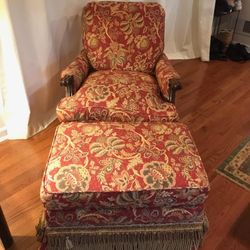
top-left (41, 122), bottom-right (209, 210)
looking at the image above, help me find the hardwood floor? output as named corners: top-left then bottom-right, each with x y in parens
top-left (174, 59), bottom-right (250, 250)
top-left (0, 59), bottom-right (250, 250)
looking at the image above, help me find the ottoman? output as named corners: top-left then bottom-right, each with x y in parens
top-left (39, 122), bottom-right (210, 250)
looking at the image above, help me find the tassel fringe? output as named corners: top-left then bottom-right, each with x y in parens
top-left (37, 215), bottom-right (208, 250)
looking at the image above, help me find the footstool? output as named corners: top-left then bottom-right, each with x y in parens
top-left (39, 122), bottom-right (210, 250)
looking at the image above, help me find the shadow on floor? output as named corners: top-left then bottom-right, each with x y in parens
top-left (6, 236), bottom-right (40, 250)
top-left (230, 203), bottom-right (250, 248)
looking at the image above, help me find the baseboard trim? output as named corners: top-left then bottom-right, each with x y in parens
top-left (0, 127), bottom-right (8, 142)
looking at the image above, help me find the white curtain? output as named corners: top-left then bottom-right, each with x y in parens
top-left (0, 0), bottom-right (84, 139)
top-left (0, 0), bottom-right (215, 139)
top-left (163, 0), bottom-right (216, 60)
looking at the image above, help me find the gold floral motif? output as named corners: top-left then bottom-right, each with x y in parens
top-left (52, 134), bottom-right (68, 153)
top-left (141, 161), bottom-right (176, 189)
top-left (87, 34), bottom-right (100, 49)
top-left (104, 42), bottom-right (128, 68)
top-left (100, 157), bottom-right (122, 170)
top-left (180, 156), bottom-right (201, 170)
top-left (165, 135), bottom-right (197, 155)
top-left (121, 98), bottom-right (139, 112)
top-left (90, 137), bottom-right (125, 157)
top-left (86, 85), bottom-right (110, 102)
top-left (112, 170), bottom-right (130, 190)
top-left (146, 93), bottom-right (169, 112)
top-left (150, 124), bottom-right (168, 135)
top-left (54, 164), bottom-right (90, 192)
top-left (62, 147), bottom-right (87, 163)
top-left (140, 145), bottom-right (164, 159)
top-left (84, 9), bottom-right (93, 25)
top-left (135, 35), bottom-right (150, 50)
top-left (120, 13), bottom-right (144, 34)
top-left (80, 125), bottom-right (103, 136)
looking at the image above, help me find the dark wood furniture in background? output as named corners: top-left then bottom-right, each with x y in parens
top-left (0, 206), bottom-right (13, 249)
top-left (213, 10), bottom-right (240, 44)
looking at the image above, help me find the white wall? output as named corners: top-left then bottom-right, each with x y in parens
top-left (0, 41), bottom-right (8, 141)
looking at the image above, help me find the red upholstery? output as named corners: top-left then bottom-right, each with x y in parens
top-left (57, 70), bottom-right (179, 123)
top-left (155, 53), bottom-right (181, 98)
top-left (61, 50), bottom-right (90, 92)
top-left (39, 4), bottom-right (208, 248)
top-left (45, 206), bottom-right (205, 227)
top-left (58, 2), bottom-right (180, 123)
top-left (41, 122), bottom-right (209, 227)
top-left (82, 1), bottom-right (164, 73)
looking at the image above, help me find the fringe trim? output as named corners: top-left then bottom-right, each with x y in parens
top-left (36, 211), bottom-right (47, 244)
top-left (38, 215), bottom-right (208, 250)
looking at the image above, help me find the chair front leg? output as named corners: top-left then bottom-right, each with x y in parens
top-left (0, 206), bottom-right (13, 249)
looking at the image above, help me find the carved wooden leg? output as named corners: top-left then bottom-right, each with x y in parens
top-left (169, 79), bottom-right (182, 103)
top-left (0, 206), bottom-right (13, 249)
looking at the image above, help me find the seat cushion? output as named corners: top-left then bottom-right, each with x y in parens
top-left (41, 122), bottom-right (209, 211)
top-left (56, 70), bottom-right (179, 123)
top-left (82, 2), bottom-right (165, 73)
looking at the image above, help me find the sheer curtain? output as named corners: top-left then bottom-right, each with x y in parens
top-left (0, 0), bottom-right (83, 139)
top-left (163, 0), bottom-right (216, 60)
top-left (0, 0), bottom-right (215, 139)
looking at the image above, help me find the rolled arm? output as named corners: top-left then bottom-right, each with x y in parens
top-left (155, 53), bottom-right (181, 103)
top-left (60, 49), bottom-right (90, 96)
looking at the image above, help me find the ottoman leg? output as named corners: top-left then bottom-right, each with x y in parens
top-left (0, 206), bottom-right (13, 249)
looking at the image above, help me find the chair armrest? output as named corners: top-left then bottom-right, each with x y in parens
top-left (155, 53), bottom-right (181, 103)
top-left (60, 75), bottom-right (74, 97)
top-left (168, 79), bottom-right (182, 103)
top-left (60, 50), bottom-right (90, 96)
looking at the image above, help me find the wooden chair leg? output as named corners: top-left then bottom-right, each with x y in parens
top-left (0, 206), bottom-right (13, 249)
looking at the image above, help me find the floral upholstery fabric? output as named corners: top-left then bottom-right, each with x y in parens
top-left (41, 122), bottom-right (210, 212)
top-left (45, 206), bottom-right (205, 227)
top-left (57, 70), bottom-right (179, 123)
top-left (61, 50), bottom-right (90, 92)
top-left (82, 2), bottom-right (164, 73)
top-left (41, 187), bottom-right (208, 211)
top-left (155, 53), bottom-right (181, 98)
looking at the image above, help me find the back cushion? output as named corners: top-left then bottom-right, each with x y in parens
top-left (82, 1), bottom-right (165, 73)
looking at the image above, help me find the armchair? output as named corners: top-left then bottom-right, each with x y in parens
top-left (57, 1), bottom-right (181, 123)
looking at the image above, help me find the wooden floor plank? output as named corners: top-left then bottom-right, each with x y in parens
top-left (1, 59), bottom-right (250, 249)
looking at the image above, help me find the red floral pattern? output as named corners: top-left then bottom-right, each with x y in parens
top-left (61, 50), bottom-right (90, 92)
top-left (46, 206), bottom-right (205, 227)
top-left (57, 70), bottom-right (179, 123)
top-left (82, 2), bottom-right (165, 73)
top-left (155, 53), bottom-right (180, 98)
top-left (41, 122), bottom-right (209, 212)
top-left (41, 186), bottom-right (208, 211)
top-left (59, 2), bottom-right (181, 122)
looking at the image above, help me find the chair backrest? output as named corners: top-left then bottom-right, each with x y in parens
top-left (82, 1), bottom-right (165, 73)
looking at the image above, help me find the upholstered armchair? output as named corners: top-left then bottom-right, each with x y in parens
top-left (57, 1), bottom-right (181, 123)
